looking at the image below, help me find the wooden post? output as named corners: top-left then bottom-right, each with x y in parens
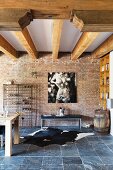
top-left (13, 116), bottom-right (19, 144)
top-left (5, 120), bottom-right (12, 156)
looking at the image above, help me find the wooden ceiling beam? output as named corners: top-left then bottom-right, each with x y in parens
top-left (91, 34), bottom-right (113, 58)
top-left (0, 34), bottom-right (17, 59)
top-left (0, 9), bottom-right (33, 31)
top-left (0, 9), bottom-right (69, 31)
top-left (13, 28), bottom-right (37, 59)
top-left (71, 32), bottom-right (99, 61)
top-left (71, 10), bottom-right (113, 32)
top-left (0, 1), bottom-right (113, 31)
top-left (52, 19), bottom-right (63, 61)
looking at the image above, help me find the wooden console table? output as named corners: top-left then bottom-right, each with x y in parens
top-left (41, 115), bottom-right (82, 129)
top-left (0, 113), bottom-right (20, 156)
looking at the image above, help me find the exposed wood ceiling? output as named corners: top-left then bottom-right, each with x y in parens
top-left (92, 34), bottom-right (113, 58)
top-left (1, 1), bottom-right (113, 31)
top-left (71, 32), bottom-right (100, 60)
top-left (0, 1), bottom-right (113, 60)
top-left (52, 20), bottom-right (63, 61)
top-left (0, 20), bottom-right (112, 60)
top-left (13, 28), bottom-right (37, 59)
top-left (0, 34), bottom-right (17, 59)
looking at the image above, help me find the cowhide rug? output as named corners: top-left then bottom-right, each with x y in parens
top-left (21, 127), bottom-right (94, 147)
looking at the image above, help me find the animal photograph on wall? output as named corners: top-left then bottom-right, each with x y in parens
top-left (48, 72), bottom-right (77, 103)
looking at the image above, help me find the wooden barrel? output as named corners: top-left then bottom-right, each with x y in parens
top-left (94, 110), bottom-right (110, 132)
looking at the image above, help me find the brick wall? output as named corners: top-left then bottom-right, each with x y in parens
top-left (0, 53), bottom-right (100, 127)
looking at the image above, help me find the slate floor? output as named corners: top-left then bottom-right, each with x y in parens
top-left (0, 127), bottom-right (113, 170)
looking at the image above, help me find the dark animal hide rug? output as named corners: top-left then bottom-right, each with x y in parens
top-left (21, 128), bottom-right (94, 147)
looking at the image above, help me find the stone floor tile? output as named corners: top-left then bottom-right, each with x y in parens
top-left (25, 164), bottom-right (42, 170)
top-left (61, 143), bottom-right (79, 156)
top-left (78, 146), bottom-right (97, 157)
top-left (100, 156), bottom-right (113, 165)
top-left (12, 143), bottom-right (30, 156)
top-left (106, 143), bottom-right (113, 151)
top-left (105, 165), bottom-right (113, 170)
top-left (41, 165), bottom-right (63, 170)
top-left (101, 136), bottom-right (113, 145)
top-left (44, 145), bottom-right (61, 156)
top-left (0, 157), bottom-right (4, 164)
top-left (86, 136), bottom-right (101, 141)
top-left (92, 143), bottom-right (113, 156)
top-left (23, 157), bottom-right (43, 166)
top-left (81, 156), bottom-right (103, 165)
top-left (27, 144), bottom-right (47, 156)
top-left (0, 149), bottom-right (5, 156)
top-left (84, 164), bottom-right (107, 170)
top-left (63, 156), bottom-right (82, 164)
top-left (100, 136), bottom-right (113, 140)
top-left (86, 136), bottom-right (103, 144)
top-left (0, 164), bottom-right (20, 170)
top-left (2, 157), bottom-right (24, 165)
top-left (64, 164), bottom-right (85, 170)
top-left (42, 156), bottom-right (63, 165)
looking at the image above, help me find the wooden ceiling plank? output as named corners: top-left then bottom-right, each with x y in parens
top-left (71, 32), bottom-right (99, 60)
top-left (0, 34), bottom-right (17, 59)
top-left (0, 0), bottom-right (113, 10)
top-left (13, 28), bottom-right (37, 59)
top-left (52, 19), bottom-right (63, 61)
top-left (91, 34), bottom-right (113, 58)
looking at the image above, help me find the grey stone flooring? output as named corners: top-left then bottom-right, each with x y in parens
top-left (0, 127), bottom-right (113, 170)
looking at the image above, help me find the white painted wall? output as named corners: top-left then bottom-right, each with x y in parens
top-left (110, 51), bottom-right (113, 98)
top-left (110, 109), bottom-right (113, 136)
top-left (109, 51), bottom-right (113, 135)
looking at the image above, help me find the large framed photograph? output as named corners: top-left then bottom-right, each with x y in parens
top-left (48, 72), bottom-right (77, 103)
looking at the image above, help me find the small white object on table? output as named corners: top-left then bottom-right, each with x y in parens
top-left (0, 113), bottom-right (20, 156)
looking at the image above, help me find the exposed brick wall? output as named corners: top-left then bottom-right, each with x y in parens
top-left (0, 53), bottom-right (100, 127)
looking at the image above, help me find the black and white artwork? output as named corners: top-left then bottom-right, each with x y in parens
top-left (48, 72), bottom-right (77, 103)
